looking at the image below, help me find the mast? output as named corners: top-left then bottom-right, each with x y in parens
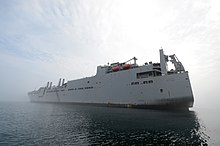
top-left (159, 49), bottom-right (168, 75)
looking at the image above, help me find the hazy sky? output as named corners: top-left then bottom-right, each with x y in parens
top-left (0, 0), bottom-right (219, 108)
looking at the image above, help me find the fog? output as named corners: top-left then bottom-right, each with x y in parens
top-left (0, 0), bottom-right (219, 108)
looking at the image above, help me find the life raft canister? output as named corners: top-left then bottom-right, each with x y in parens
top-left (112, 66), bottom-right (120, 71)
top-left (122, 64), bottom-right (131, 70)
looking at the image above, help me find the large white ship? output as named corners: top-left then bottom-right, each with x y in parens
top-left (28, 49), bottom-right (194, 110)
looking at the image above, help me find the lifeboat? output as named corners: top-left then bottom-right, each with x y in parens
top-left (122, 64), bottom-right (131, 70)
top-left (112, 66), bottom-right (120, 71)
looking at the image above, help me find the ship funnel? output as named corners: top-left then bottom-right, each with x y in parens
top-left (58, 78), bottom-right (61, 86)
top-left (46, 82), bottom-right (49, 88)
top-left (62, 79), bottom-right (65, 86)
top-left (49, 82), bottom-right (52, 89)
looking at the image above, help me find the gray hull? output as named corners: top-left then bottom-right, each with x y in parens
top-left (29, 72), bottom-right (194, 110)
top-left (28, 49), bottom-right (194, 110)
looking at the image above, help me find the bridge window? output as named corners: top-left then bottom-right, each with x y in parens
top-left (137, 71), bottom-right (161, 79)
top-left (137, 72), bottom-right (149, 78)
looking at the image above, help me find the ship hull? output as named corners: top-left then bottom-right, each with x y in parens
top-left (30, 97), bottom-right (193, 110)
top-left (28, 71), bottom-right (194, 110)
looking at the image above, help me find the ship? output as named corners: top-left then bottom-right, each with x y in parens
top-left (28, 49), bottom-right (194, 110)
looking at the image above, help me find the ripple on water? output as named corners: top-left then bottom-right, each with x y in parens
top-left (0, 102), bottom-right (210, 145)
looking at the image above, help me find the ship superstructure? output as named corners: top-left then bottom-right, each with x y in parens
top-left (28, 49), bottom-right (194, 109)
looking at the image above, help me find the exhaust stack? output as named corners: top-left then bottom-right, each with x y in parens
top-left (49, 82), bottom-right (52, 89)
top-left (46, 82), bottom-right (49, 88)
top-left (58, 78), bottom-right (61, 86)
top-left (62, 79), bottom-right (65, 86)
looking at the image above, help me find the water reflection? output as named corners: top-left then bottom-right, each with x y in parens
top-left (56, 104), bottom-right (209, 145)
top-left (0, 102), bottom-right (209, 145)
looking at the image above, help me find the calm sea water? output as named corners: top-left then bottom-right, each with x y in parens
top-left (0, 102), bottom-right (219, 145)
